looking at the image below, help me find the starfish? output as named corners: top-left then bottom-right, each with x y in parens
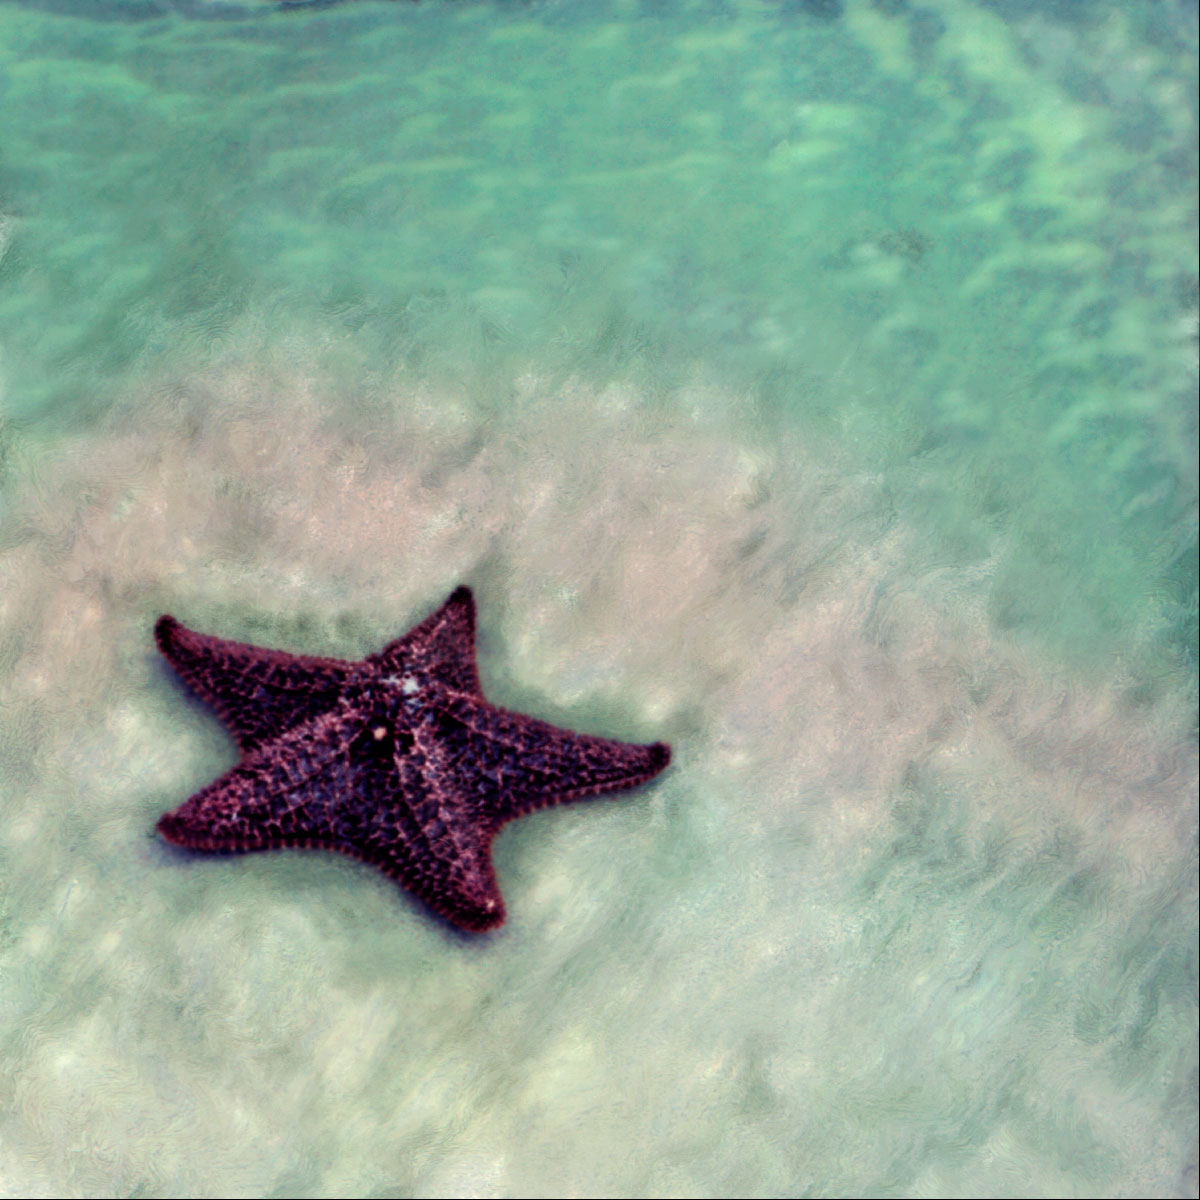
top-left (153, 587), bottom-right (671, 932)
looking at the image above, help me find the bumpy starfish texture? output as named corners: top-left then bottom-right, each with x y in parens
top-left (154, 587), bottom-right (671, 932)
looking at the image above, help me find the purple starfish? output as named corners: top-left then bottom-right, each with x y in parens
top-left (154, 586), bottom-right (671, 932)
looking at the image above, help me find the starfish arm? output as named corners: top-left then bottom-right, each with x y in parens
top-left (370, 586), bottom-right (482, 696)
top-left (155, 615), bottom-right (352, 752)
top-left (357, 818), bottom-right (506, 933)
top-left (351, 715), bottom-right (507, 931)
top-left (431, 694), bottom-right (671, 824)
top-left (156, 705), bottom-right (360, 852)
top-left (157, 700), bottom-right (507, 932)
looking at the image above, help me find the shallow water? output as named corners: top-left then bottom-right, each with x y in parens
top-left (0, 1), bottom-right (1196, 1196)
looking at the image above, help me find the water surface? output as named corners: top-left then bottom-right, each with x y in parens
top-left (0, 1), bottom-right (1196, 1195)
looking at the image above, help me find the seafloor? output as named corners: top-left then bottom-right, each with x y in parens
top-left (0, 1), bottom-right (1196, 1196)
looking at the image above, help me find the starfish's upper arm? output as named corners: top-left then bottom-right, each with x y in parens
top-left (372, 586), bottom-right (483, 696)
top-left (155, 616), bottom-right (351, 752)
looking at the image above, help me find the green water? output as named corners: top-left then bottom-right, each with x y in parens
top-left (0, 1), bottom-right (1196, 1196)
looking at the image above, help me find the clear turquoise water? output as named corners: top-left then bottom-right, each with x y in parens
top-left (0, 1), bottom-right (1196, 1196)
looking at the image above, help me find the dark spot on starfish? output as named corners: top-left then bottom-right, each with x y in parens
top-left (153, 586), bottom-right (672, 932)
